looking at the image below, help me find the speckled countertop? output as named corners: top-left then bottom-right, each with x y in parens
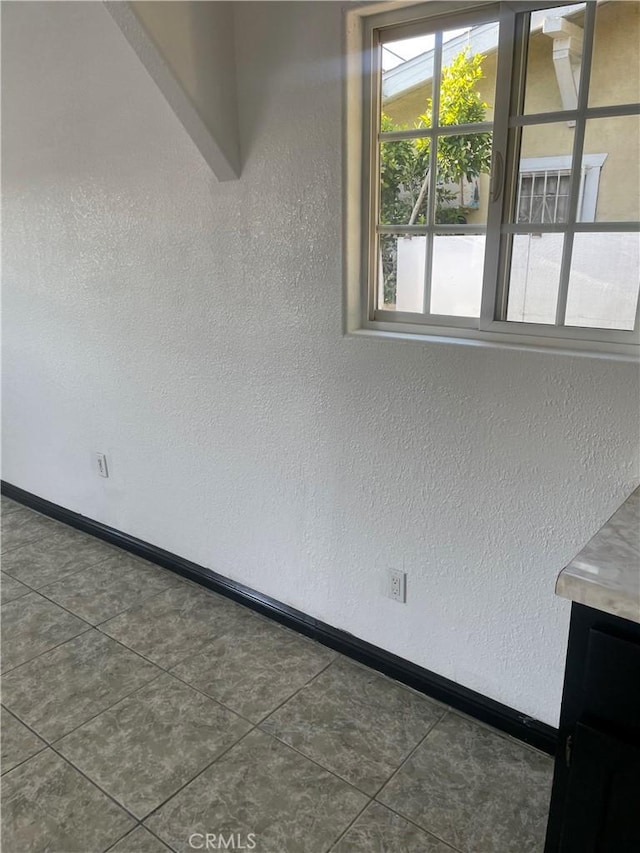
top-left (556, 487), bottom-right (640, 624)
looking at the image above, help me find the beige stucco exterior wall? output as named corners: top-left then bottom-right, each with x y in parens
top-left (383, 1), bottom-right (639, 225)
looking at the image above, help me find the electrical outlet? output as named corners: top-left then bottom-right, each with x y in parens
top-left (95, 452), bottom-right (109, 478)
top-left (388, 569), bottom-right (407, 603)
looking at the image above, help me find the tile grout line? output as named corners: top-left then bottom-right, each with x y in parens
top-left (4, 583), bottom-right (329, 749)
top-left (6, 561), bottom-right (465, 830)
top-left (29, 568), bottom-right (189, 632)
top-left (2, 671), bottom-right (167, 762)
top-left (371, 707), bottom-right (450, 802)
top-left (2, 547), bottom-right (182, 679)
top-left (5, 540), bottom-right (445, 754)
top-left (0, 588), bottom-right (30, 605)
top-left (0, 705), bottom-right (49, 777)
top-left (1, 728), bottom-right (141, 845)
top-left (2, 632), bottom-right (171, 745)
top-left (1, 530), bottom-right (57, 557)
top-left (136, 660), bottom-right (387, 837)
top-left (47, 670), bottom-right (170, 747)
top-left (2, 621), bottom-right (215, 748)
top-left (103, 822), bottom-right (177, 853)
top-left (253, 658), bottom-right (453, 800)
top-left (0, 624), bottom-right (94, 677)
top-left (1, 568), bottom-right (177, 675)
top-left (138, 722), bottom-right (380, 849)
top-left (103, 826), bottom-right (142, 853)
top-left (369, 708), bottom-right (469, 853)
top-left (45, 746), bottom-right (145, 827)
top-left (3, 507), bottom-right (552, 852)
top-left (0, 506), bottom-right (83, 555)
top-left (1, 540), bottom-right (130, 598)
top-left (250, 655), bottom-right (337, 726)
top-left (323, 706), bottom-right (460, 852)
top-left (5, 519), bottom-right (503, 852)
top-left (140, 823), bottom-right (178, 853)
top-left (253, 726), bottom-right (378, 799)
top-left (137, 653), bottom-right (390, 834)
top-left (139, 727), bottom-right (260, 827)
top-left (323, 797), bottom-right (373, 853)
top-left (4, 586), bottom-right (365, 846)
top-left (7, 516), bottom-right (476, 748)
top-left (446, 704), bottom-right (556, 759)
top-left (2, 694), bottom-right (232, 852)
top-left (83, 578), bottom-right (339, 725)
top-left (4, 571), bottom-right (204, 680)
top-left (162, 653), bottom-right (334, 729)
top-left (375, 802), bottom-right (464, 853)
top-left (12, 510), bottom-right (462, 726)
top-left (5, 683), bottom-right (455, 853)
top-left (1, 510), bottom-right (184, 598)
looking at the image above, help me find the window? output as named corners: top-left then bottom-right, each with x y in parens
top-left (517, 169), bottom-right (571, 224)
top-left (517, 153), bottom-right (606, 223)
top-left (346, 1), bottom-right (640, 356)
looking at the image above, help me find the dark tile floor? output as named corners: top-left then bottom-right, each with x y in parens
top-left (0, 497), bottom-right (553, 852)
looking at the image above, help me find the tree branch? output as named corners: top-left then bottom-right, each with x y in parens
top-left (409, 169), bottom-right (430, 225)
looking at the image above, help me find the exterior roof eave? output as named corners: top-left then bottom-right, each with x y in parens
top-left (382, 3), bottom-right (587, 103)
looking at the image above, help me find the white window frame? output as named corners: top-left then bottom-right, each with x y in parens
top-left (344, 0), bottom-right (640, 359)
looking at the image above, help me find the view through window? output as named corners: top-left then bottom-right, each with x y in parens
top-left (368, 1), bottom-right (639, 351)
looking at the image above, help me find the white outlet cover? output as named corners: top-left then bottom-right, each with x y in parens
top-left (388, 569), bottom-right (406, 603)
top-left (95, 452), bottom-right (109, 478)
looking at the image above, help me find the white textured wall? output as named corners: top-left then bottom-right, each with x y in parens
top-left (2, 1), bottom-right (638, 726)
top-left (111, 0), bottom-right (241, 179)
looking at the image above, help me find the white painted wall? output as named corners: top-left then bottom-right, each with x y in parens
top-left (106, 1), bottom-right (241, 180)
top-left (2, 1), bottom-right (638, 726)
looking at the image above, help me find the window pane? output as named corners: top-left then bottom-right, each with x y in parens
top-left (430, 235), bottom-right (484, 317)
top-left (381, 35), bottom-right (434, 131)
top-left (589, 1), bottom-right (640, 108)
top-left (439, 24), bottom-right (498, 126)
top-left (506, 234), bottom-right (564, 324)
top-left (565, 233), bottom-right (640, 330)
top-left (379, 140), bottom-right (431, 225)
top-left (583, 116), bottom-right (640, 223)
top-left (378, 233), bottom-right (426, 312)
top-left (522, 4), bottom-right (587, 116)
top-left (517, 171), bottom-right (570, 225)
top-left (511, 123), bottom-right (574, 224)
top-left (381, 23), bottom-right (498, 132)
top-left (435, 133), bottom-right (492, 225)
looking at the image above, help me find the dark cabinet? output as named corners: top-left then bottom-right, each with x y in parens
top-left (560, 723), bottom-right (640, 852)
top-left (544, 604), bottom-right (640, 852)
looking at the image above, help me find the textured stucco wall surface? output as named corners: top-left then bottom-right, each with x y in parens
top-left (2, 1), bottom-right (638, 726)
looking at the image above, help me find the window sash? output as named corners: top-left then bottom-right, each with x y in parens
top-left (360, 0), bottom-right (640, 352)
top-left (489, 2), bottom-right (639, 333)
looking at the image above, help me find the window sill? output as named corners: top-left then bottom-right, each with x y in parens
top-left (346, 322), bottom-right (639, 361)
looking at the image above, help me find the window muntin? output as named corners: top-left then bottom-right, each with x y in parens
top-left (522, 4), bottom-right (588, 116)
top-left (377, 17), bottom-right (497, 316)
top-left (363, 0), bottom-right (640, 354)
top-left (506, 232), bottom-right (564, 324)
top-left (499, 1), bottom-right (639, 334)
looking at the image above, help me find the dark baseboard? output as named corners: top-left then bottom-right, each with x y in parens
top-left (2, 480), bottom-right (557, 755)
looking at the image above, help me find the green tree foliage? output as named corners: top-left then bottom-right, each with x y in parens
top-left (380, 118), bottom-right (430, 226)
top-left (379, 50), bottom-right (492, 303)
top-left (437, 50), bottom-right (492, 185)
